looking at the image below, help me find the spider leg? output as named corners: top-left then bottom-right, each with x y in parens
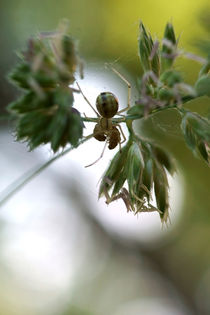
top-left (85, 140), bottom-right (108, 168)
top-left (83, 133), bottom-right (94, 139)
top-left (76, 82), bottom-right (100, 117)
top-left (115, 135), bottom-right (122, 153)
top-left (83, 125), bottom-right (107, 142)
top-left (106, 64), bottom-right (131, 114)
top-left (115, 123), bottom-right (126, 144)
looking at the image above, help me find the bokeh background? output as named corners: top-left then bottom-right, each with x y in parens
top-left (0, 1), bottom-right (210, 314)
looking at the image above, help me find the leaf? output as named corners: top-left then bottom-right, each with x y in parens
top-left (199, 61), bottom-right (210, 77)
top-left (149, 40), bottom-right (161, 77)
top-left (161, 22), bottom-right (177, 71)
top-left (181, 111), bottom-right (210, 164)
top-left (48, 107), bottom-right (69, 152)
top-left (186, 112), bottom-right (210, 142)
top-left (153, 162), bottom-right (169, 222)
top-left (158, 87), bottom-right (174, 101)
top-left (8, 62), bottom-right (31, 89)
top-left (126, 104), bottom-right (144, 118)
top-left (181, 116), bottom-right (197, 152)
top-left (126, 143), bottom-right (145, 195)
top-left (152, 145), bottom-right (176, 175)
top-left (197, 140), bottom-right (209, 163)
top-left (163, 23), bottom-right (176, 46)
top-left (16, 111), bottom-right (51, 149)
top-left (61, 34), bottom-right (78, 73)
top-left (160, 70), bottom-right (182, 87)
top-left (195, 75), bottom-right (210, 97)
top-left (98, 142), bottom-right (131, 198)
top-left (53, 86), bottom-right (74, 108)
top-left (138, 22), bottom-right (152, 72)
top-left (112, 167), bottom-right (127, 197)
top-left (138, 157), bottom-right (153, 201)
top-left (33, 71), bottom-right (57, 88)
top-left (8, 91), bottom-right (49, 114)
top-left (67, 109), bottom-right (83, 147)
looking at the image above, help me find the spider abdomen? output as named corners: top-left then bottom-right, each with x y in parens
top-left (96, 92), bottom-right (119, 118)
top-left (93, 123), bottom-right (106, 141)
top-left (108, 126), bottom-right (121, 149)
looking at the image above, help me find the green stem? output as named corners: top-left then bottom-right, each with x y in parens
top-left (0, 135), bottom-right (92, 207)
top-left (82, 97), bottom-right (197, 124)
top-left (82, 116), bottom-right (126, 123)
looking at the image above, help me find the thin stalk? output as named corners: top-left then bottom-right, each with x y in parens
top-left (0, 135), bottom-right (92, 207)
top-left (82, 102), bottom-right (187, 124)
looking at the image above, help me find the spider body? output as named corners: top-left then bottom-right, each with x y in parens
top-left (93, 92), bottom-right (122, 150)
top-left (93, 117), bottom-right (121, 150)
top-left (76, 66), bottom-right (131, 166)
top-left (108, 126), bottom-right (121, 149)
top-left (89, 91), bottom-right (127, 166)
top-left (93, 123), bottom-right (106, 142)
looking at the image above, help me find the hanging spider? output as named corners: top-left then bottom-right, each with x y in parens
top-left (77, 66), bottom-right (131, 167)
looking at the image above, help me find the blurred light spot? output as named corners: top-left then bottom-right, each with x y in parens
top-left (113, 297), bottom-right (190, 315)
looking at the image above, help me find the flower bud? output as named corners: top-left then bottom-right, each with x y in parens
top-left (160, 70), bottom-right (182, 87)
top-left (98, 138), bottom-right (174, 223)
top-left (8, 22), bottom-right (84, 152)
top-left (181, 112), bottom-right (210, 164)
top-left (161, 23), bottom-right (177, 71)
top-left (195, 74), bottom-right (210, 97)
top-left (154, 162), bottom-right (169, 223)
top-left (138, 22), bottom-right (160, 76)
top-left (199, 60), bottom-right (210, 77)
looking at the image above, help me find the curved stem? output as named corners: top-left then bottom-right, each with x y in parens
top-left (0, 135), bottom-right (92, 207)
top-left (82, 99), bottom-right (196, 125)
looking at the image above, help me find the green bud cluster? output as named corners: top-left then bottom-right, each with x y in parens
top-left (137, 21), bottom-right (210, 169)
top-left (181, 111), bottom-right (210, 164)
top-left (138, 22), bottom-right (177, 76)
top-left (138, 22), bottom-right (196, 114)
top-left (161, 23), bottom-right (177, 71)
top-left (8, 21), bottom-right (83, 152)
top-left (99, 137), bottom-right (175, 223)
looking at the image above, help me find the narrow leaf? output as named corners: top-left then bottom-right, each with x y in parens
top-left (195, 74), bottom-right (210, 97)
top-left (152, 145), bottom-right (176, 175)
top-left (154, 162), bottom-right (169, 222)
top-left (197, 140), bottom-right (209, 163)
top-left (181, 117), bottom-right (197, 151)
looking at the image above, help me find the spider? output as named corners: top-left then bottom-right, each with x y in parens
top-left (77, 66), bottom-right (131, 167)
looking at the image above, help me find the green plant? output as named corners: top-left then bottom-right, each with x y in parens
top-left (2, 20), bottom-right (210, 223)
